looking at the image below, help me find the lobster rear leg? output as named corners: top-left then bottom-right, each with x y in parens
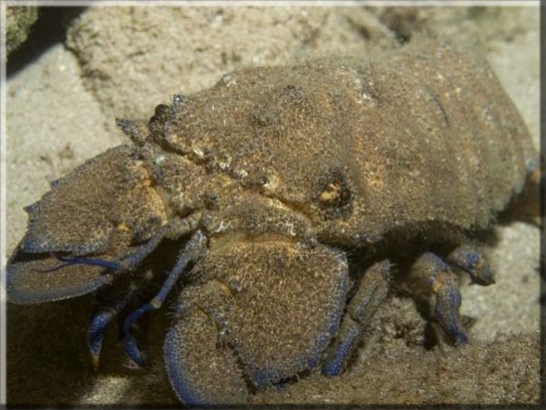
top-left (406, 252), bottom-right (468, 345)
top-left (446, 246), bottom-right (495, 286)
top-left (322, 260), bottom-right (391, 376)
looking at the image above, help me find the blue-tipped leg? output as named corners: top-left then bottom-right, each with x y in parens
top-left (88, 294), bottom-right (132, 370)
top-left (322, 321), bottom-right (360, 377)
top-left (410, 252), bottom-right (468, 345)
top-left (447, 246), bottom-right (495, 286)
top-left (322, 260), bottom-right (391, 376)
top-left (122, 230), bottom-right (207, 365)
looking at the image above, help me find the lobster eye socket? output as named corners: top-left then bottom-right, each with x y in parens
top-left (315, 167), bottom-right (353, 219)
top-left (149, 104), bottom-right (171, 125)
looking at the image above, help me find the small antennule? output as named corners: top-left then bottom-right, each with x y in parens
top-left (35, 252), bottom-right (123, 273)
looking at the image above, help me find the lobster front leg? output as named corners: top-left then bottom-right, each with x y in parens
top-left (405, 252), bottom-right (468, 345)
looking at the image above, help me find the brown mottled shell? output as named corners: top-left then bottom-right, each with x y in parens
top-left (152, 40), bottom-right (536, 246)
top-left (6, 38), bottom-right (539, 406)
